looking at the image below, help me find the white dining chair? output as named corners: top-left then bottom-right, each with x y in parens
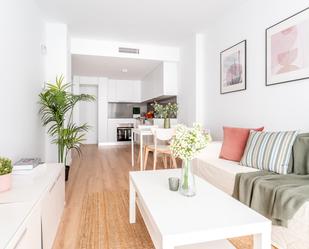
top-left (136, 125), bottom-right (158, 165)
top-left (143, 127), bottom-right (177, 170)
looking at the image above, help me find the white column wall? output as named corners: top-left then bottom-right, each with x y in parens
top-left (44, 23), bottom-right (70, 163)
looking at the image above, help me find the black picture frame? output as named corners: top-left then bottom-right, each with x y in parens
top-left (220, 40), bottom-right (247, 94)
top-left (265, 7), bottom-right (309, 86)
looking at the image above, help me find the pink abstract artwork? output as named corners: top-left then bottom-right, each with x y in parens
top-left (221, 40), bottom-right (246, 93)
top-left (223, 50), bottom-right (243, 86)
top-left (271, 19), bottom-right (309, 76)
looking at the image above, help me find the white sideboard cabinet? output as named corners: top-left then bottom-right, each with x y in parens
top-left (0, 164), bottom-right (65, 249)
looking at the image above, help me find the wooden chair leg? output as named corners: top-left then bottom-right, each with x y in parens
top-left (172, 156), bottom-right (177, 168)
top-left (143, 148), bottom-right (150, 170)
top-left (153, 151), bottom-right (157, 170)
top-left (137, 149), bottom-right (140, 164)
top-left (163, 155), bottom-right (167, 169)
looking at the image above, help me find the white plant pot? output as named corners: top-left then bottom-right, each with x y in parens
top-left (0, 173), bottom-right (12, 192)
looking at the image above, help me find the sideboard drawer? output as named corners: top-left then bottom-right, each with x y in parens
top-left (41, 168), bottom-right (65, 249)
top-left (9, 203), bottom-right (41, 249)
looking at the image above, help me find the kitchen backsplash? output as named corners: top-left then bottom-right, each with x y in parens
top-left (108, 103), bottom-right (147, 118)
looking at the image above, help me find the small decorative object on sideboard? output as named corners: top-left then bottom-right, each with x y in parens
top-left (0, 157), bottom-right (13, 192)
top-left (13, 157), bottom-right (41, 171)
top-left (152, 102), bottom-right (178, 128)
top-left (171, 124), bottom-right (211, 197)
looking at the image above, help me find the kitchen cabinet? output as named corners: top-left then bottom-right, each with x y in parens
top-left (141, 62), bottom-right (177, 101)
top-left (108, 80), bottom-right (141, 103)
top-left (107, 119), bottom-right (136, 143)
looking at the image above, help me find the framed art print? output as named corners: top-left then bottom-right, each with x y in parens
top-left (220, 40), bottom-right (247, 94)
top-left (266, 7), bottom-right (309, 86)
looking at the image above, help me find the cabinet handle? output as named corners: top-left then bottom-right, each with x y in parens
top-left (56, 172), bottom-right (61, 181)
top-left (49, 181), bottom-right (56, 193)
top-left (13, 228), bottom-right (27, 249)
top-left (49, 172), bottom-right (62, 193)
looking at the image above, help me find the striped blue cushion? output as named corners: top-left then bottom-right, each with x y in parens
top-left (240, 130), bottom-right (298, 174)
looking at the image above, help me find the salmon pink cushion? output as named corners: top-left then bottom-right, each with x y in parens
top-left (219, 126), bottom-right (264, 162)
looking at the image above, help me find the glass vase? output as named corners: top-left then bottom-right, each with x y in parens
top-left (179, 159), bottom-right (196, 197)
top-left (164, 118), bottom-right (171, 128)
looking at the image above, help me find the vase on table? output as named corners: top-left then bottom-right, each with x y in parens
top-left (164, 118), bottom-right (171, 129)
top-left (179, 159), bottom-right (196, 197)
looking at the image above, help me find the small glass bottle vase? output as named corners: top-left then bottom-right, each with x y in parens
top-left (164, 118), bottom-right (171, 129)
top-left (179, 160), bottom-right (196, 197)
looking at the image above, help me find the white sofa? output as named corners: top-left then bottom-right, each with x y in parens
top-left (192, 141), bottom-right (309, 249)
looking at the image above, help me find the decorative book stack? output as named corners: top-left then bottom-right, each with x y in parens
top-left (13, 158), bottom-right (41, 172)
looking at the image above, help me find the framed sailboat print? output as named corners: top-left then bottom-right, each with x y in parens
top-left (220, 40), bottom-right (247, 94)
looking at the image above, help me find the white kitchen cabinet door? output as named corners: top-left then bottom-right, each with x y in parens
top-left (130, 81), bottom-right (141, 102)
top-left (107, 79), bottom-right (117, 102)
top-left (141, 62), bottom-right (177, 101)
top-left (108, 80), bottom-right (141, 103)
top-left (163, 62), bottom-right (178, 95)
top-left (12, 204), bottom-right (41, 249)
top-left (116, 80), bottom-right (133, 102)
top-left (141, 64), bottom-right (163, 101)
top-left (107, 120), bottom-right (118, 142)
top-left (41, 168), bottom-right (65, 249)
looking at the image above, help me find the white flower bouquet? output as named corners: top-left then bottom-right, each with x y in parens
top-left (170, 123), bottom-right (211, 196)
top-left (170, 124), bottom-right (211, 161)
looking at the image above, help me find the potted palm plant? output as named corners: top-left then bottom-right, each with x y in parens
top-left (152, 102), bottom-right (178, 128)
top-left (0, 157), bottom-right (13, 192)
top-left (39, 76), bottom-right (95, 180)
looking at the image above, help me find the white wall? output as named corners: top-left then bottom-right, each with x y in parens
top-left (44, 23), bottom-right (70, 162)
top-left (202, 0), bottom-right (309, 139)
top-left (178, 34), bottom-right (206, 126)
top-left (178, 37), bottom-right (196, 125)
top-left (0, 0), bottom-right (45, 161)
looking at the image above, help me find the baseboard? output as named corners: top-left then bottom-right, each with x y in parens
top-left (99, 142), bottom-right (131, 146)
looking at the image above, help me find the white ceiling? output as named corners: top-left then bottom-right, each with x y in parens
top-left (72, 55), bottom-right (161, 80)
top-left (35, 0), bottom-right (246, 46)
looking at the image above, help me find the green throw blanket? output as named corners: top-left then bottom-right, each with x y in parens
top-left (233, 171), bottom-right (309, 226)
top-left (233, 133), bottom-right (309, 227)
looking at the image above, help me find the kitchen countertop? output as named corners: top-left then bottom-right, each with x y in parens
top-left (108, 118), bottom-right (136, 119)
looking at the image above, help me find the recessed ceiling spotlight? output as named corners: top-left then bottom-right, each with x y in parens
top-left (121, 68), bottom-right (128, 73)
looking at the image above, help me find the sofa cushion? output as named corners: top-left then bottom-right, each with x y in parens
top-left (240, 130), bottom-right (298, 174)
top-left (288, 133), bottom-right (309, 175)
top-left (219, 126), bottom-right (264, 162)
top-left (193, 142), bottom-right (258, 195)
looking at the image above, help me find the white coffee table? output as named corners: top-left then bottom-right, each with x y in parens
top-left (129, 169), bottom-right (271, 249)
